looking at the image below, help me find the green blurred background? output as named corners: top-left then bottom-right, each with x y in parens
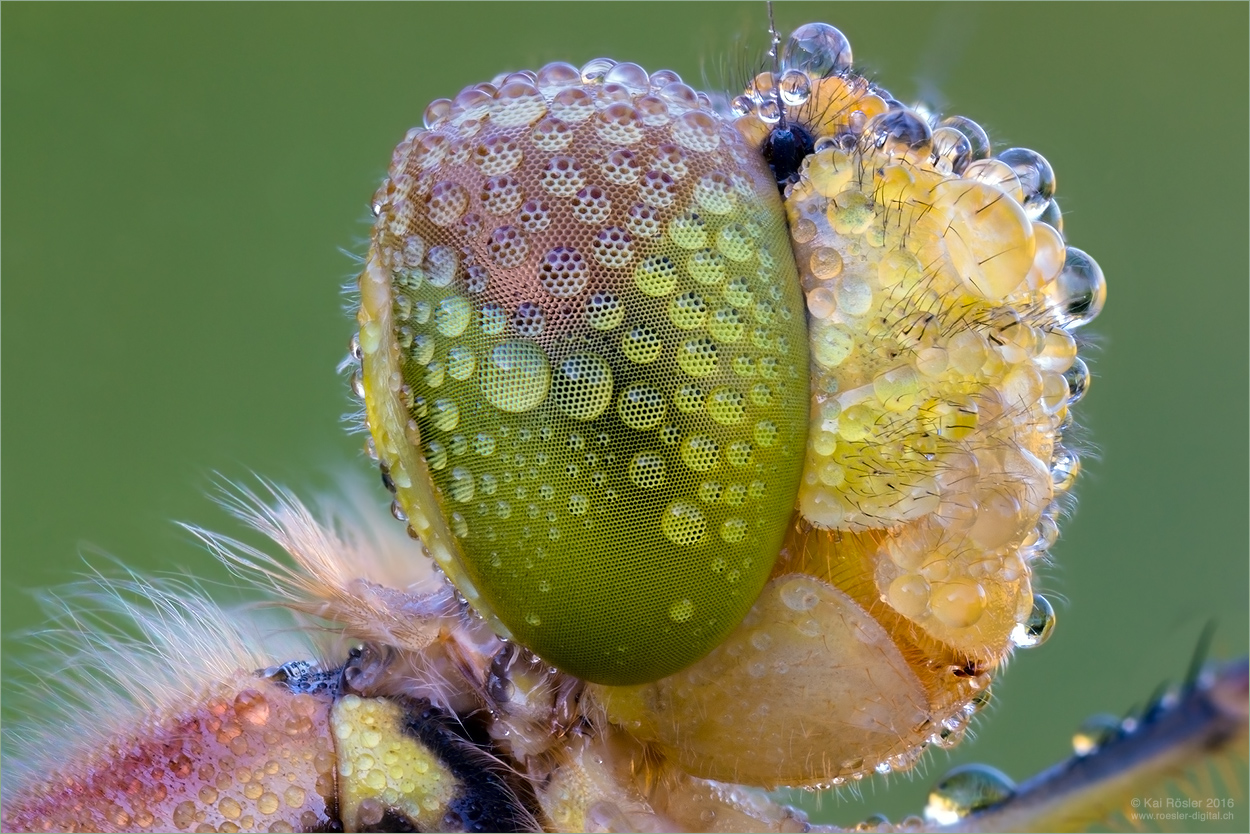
top-left (3, 3), bottom-right (1246, 829)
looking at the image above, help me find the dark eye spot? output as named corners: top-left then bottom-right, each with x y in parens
top-left (762, 122), bottom-right (815, 189)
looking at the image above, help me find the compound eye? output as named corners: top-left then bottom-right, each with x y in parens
top-left (357, 65), bottom-right (809, 686)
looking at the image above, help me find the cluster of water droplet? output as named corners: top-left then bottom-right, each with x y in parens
top-left (729, 22), bottom-right (1099, 658)
top-left (357, 51), bottom-right (810, 685)
top-left (590, 21), bottom-right (1097, 788)
top-left (923, 763), bottom-right (1017, 826)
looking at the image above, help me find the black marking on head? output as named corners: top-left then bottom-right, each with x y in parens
top-left (397, 697), bottom-right (543, 833)
top-left (373, 808), bottom-right (419, 832)
top-left (763, 122), bottom-right (816, 189)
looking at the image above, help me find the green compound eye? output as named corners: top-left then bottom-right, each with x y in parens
top-left (357, 70), bottom-right (809, 685)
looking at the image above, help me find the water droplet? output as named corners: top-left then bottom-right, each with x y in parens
top-left (634, 255), bottom-right (679, 296)
top-left (887, 574), bottom-right (931, 619)
top-left (729, 94), bottom-right (755, 116)
top-left (604, 61), bottom-right (648, 94)
top-left (687, 249), bottom-right (727, 285)
top-left (928, 126), bottom-right (973, 175)
top-left (698, 481), bottom-right (723, 503)
top-left (1045, 247), bottom-right (1105, 329)
top-left (836, 276), bottom-right (873, 316)
top-left (1071, 713), bottom-right (1121, 756)
top-left (449, 467), bottom-right (475, 502)
top-left (479, 303), bottom-right (507, 335)
top-left (618, 385), bottom-right (666, 430)
top-left (930, 580), bottom-right (987, 628)
top-left (779, 577), bottom-right (820, 611)
top-left (677, 337), bottom-right (718, 377)
top-left (1063, 356), bottom-right (1090, 404)
top-left (778, 68), bottom-right (812, 105)
top-left (707, 387), bottom-right (745, 425)
top-left (584, 290), bottom-right (625, 331)
top-left (628, 453), bottom-right (666, 489)
top-left (473, 433), bottom-right (496, 457)
top-left (668, 598), bottom-right (695, 622)
top-left (525, 611), bottom-right (543, 626)
top-left (720, 517), bottom-right (747, 543)
top-left (716, 224), bottom-right (755, 262)
top-left (668, 291), bottom-right (708, 331)
top-left (431, 398), bottom-right (461, 431)
top-left (668, 211), bottom-right (708, 249)
top-left (940, 115), bottom-right (991, 161)
top-left (1039, 197), bottom-right (1064, 234)
top-left (481, 341), bottom-right (550, 413)
top-left (1011, 594), bottom-right (1056, 649)
top-left (567, 494), bottom-right (589, 516)
top-left (661, 503), bottom-right (706, 546)
top-left (782, 22), bottom-right (852, 76)
top-left (513, 301), bottom-right (547, 337)
top-left (757, 97), bottom-right (781, 125)
top-left (648, 68), bottom-right (682, 91)
top-left (726, 441), bottom-right (753, 467)
top-left (866, 110), bottom-right (932, 155)
top-left (924, 765), bottom-right (1016, 825)
top-left (551, 352), bottom-right (613, 421)
top-left (580, 57), bottom-right (616, 85)
top-left (673, 383), bottom-right (704, 414)
top-left (708, 306), bottom-right (744, 343)
top-left (446, 345), bottom-right (476, 381)
top-left (434, 296), bottom-right (471, 337)
top-left (808, 247), bottom-right (843, 283)
top-left (1050, 446), bottom-right (1081, 492)
top-left (621, 325), bottom-right (663, 364)
top-left (680, 435), bottom-right (720, 472)
top-left (425, 440), bottom-right (448, 470)
top-left (997, 147), bottom-right (1056, 219)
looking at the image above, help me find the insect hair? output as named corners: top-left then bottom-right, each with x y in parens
top-left (0, 563), bottom-right (322, 805)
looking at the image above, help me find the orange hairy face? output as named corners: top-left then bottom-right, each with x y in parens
top-left (589, 23), bottom-right (1099, 787)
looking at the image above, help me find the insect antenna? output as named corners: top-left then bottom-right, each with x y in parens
top-left (766, 0), bottom-right (786, 132)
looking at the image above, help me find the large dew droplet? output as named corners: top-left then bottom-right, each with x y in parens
top-left (435, 296), bottom-right (471, 336)
top-left (778, 68), bottom-right (812, 106)
top-left (446, 345), bottom-right (476, 381)
top-left (924, 765), bottom-right (1016, 825)
top-left (618, 385), bottom-right (666, 430)
top-left (782, 22), bottom-right (853, 76)
top-left (1044, 247), bottom-right (1105, 329)
top-left (680, 435), bottom-right (719, 472)
top-left (1071, 713), bottom-right (1121, 757)
top-left (1010, 594), bottom-right (1055, 648)
top-left (551, 352), bottom-right (613, 421)
top-left (661, 502), bottom-right (707, 546)
top-left (628, 452), bottom-right (666, 489)
top-left (481, 341), bottom-right (550, 413)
